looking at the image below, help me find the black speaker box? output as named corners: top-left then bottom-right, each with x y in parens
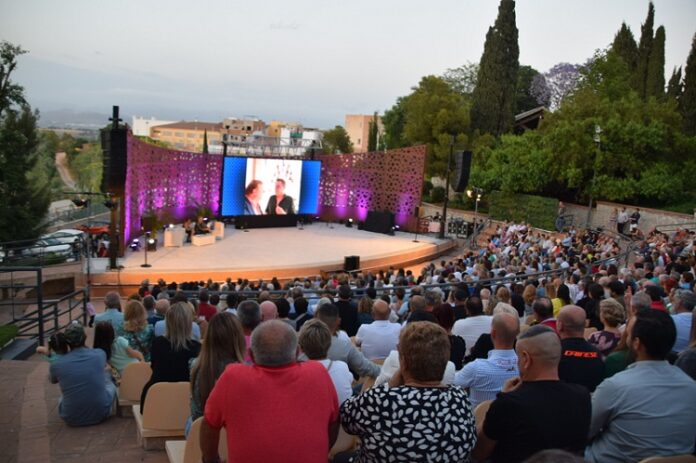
top-left (453, 150), bottom-right (473, 193)
top-left (363, 210), bottom-right (395, 235)
top-left (101, 127), bottom-right (128, 192)
top-left (344, 255), bottom-right (360, 272)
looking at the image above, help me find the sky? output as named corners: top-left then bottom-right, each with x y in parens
top-left (1, 0), bottom-right (695, 128)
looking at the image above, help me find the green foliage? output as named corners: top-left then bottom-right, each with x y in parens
top-left (367, 112), bottom-right (378, 152)
top-left (487, 191), bottom-right (558, 230)
top-left (27, 132), bottom-right (65, 199)
top-left (0, 324), bottom-right (19, 347)
top-left (430, 186), bottom-right (446, 203)
top-left (202, 129), bottom-right (208, 154)
top-left (423, 180), bottom-right (434, 196)
top-left (470, 0), bottom-right (519, 136)
top-left (322, 125), bottom-right (353, 154)
top-left (611, 22), bottom-right (638, 73)
top-left (382, 96), bottom-right (409, 149)
top-left (441, 62), bottom-right (479, 96)
top-left (682, 34), bottom-right (696, 135)
top-left (646, 25), bottom-right (666, 99)
top-left (667, 67), bottom-right (683, 101)
top-left (515, 65), bottom-right (542, 113)
top-left (69, 143), bottom-right (103, 193)
top-left (634, 2), bottom-right (655, 99)
top-left (0, 41), bottom-right (27, 116)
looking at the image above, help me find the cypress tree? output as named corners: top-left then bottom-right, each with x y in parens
top-left (611, 22), bottom-right (638, 73)
top-left (646, 26), bottom-right (666, 98)
top-left (666, 66), bottom-right (683, 101)
top-left (470, 0), bottom-right (519, 136)
top-left (634, 2), bottom-right (655, 99)
top-left (367, 111), bottom-right (378, 151)
top-left (202, 129), bottom-right (208, 153)
top-left (682, 34), bottom-right (696, 135)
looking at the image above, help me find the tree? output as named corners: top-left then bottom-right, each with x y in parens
top-left (611, 22), bottom-right (638, 73)
top-left (400, 76), bottom-right (470, 177)
top-left (69, 143), bottom-right (103, 192)
top-left (681, 34), bottom-right (696, 135)
top-left (0, 41), bottom-right (51, 242)
top-left (667, 67), bottom-right (683, 101)
top-left (367, 112), bottom-right (378, 152)
top-left (537, 63), bottom-right (582, 110)
top-left (515, 65), bottom-right (543, 113)
top-left (634, 2), bottom-right (655, 99)
top-left (470, 0), bottom-right (519, 135)
top-left (322, 126), bottom-right (353, 154)
top-left (202, 129), bottom-right (208, 154)
top-left (382, 96), bottom-right (409, 149)
top-left (646, 25), bottom-right (666, 99)
top-left (441, 62), bottom-right (479, 96)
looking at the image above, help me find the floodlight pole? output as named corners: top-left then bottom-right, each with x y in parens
top-left (439, 136), bottom-right (455, 240)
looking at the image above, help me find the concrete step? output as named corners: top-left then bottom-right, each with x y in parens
top-left (0, 338), bottom-right (39, 360)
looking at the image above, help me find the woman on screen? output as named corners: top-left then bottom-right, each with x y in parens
top-left (265, 179), bottom-right (295, 215)
top-left (243, 180), bottom-right (264, 215)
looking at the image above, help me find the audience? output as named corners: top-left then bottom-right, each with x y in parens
top-left (671, 289), bottom-right (695, 353)
top-left (119, 299), bottom-right (154, 362)
top-left (140, 302), bottom-right (201, 413)
top-left (275, 297), bottom-right (296, 330)
top-left (586, 310), bottom-right (696, 462)
top-left (259, 300), bottom-right (278, 321)
top-left (237, 300), bottom-right (261, 363)
top-left (473, 325), bottom-right (591, 462)
top-left (336, 285), bottom-right (359, 336)
top-left (93, 321), bottom-right (143, 377)
top-left (147, 298), bottom-right (169, 327)
top-left (201, 320), bottom-right (339, 463)
top-left (587, 298), bottom-right (624, 357)
top-left (355, 299), bottom-right (401, 360)
top-left (298, 319), bottom-right (353, 404)
top-left (292, 296), bottom-right (312, 331)
top-left (94, 291), bottom-right (124, 330)
top-left (187, 312), bottom-right (245, 435)
top-left (340, 322), bottom-right (476, 463)
top-left (50, 323), bottom-right (117, 426)
top-left (557, 305), bottom-right (605, 392)
top-left (453, 312), bottom-right (520, 408)
top-left (675, 308), bottom-right (696, 379)
top-left (433, 303), bottom-right (466, 369)
top-left (195, 289), bottom-right (217, 322)
top-left (452, 297), bottom-right (492, 355)
top-left (532, 297), bottom-right (556, 331)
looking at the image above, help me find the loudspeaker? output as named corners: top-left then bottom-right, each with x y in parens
top-left (344, 255), bottom-right (360, 272)
top-left (101, 127), bottom-right (128, 192)
top-left (363, 210), bottom-right (395, 235)
top-left (141, 215), bottom-right (156, 232)
top-left (452, 150), bottom-right (472, 193)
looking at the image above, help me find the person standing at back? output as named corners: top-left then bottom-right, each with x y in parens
top-left (557, 305), bottom-right (605, 392)
top-left (586, 310), bottom-right (696, 462)
top-left (473, 325), bottom-right (591, 463)
top-left (335, 285), bottom-right (359, 336)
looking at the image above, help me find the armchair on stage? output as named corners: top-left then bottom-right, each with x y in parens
top-left (164, 221), bottom-right (224, 248)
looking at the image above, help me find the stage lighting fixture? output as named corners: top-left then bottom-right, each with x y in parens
top-left (394, 225), bottom-right (400, 231)
top-left (203, 217), bottom-right (209, 222)
top-left (168, 223), bottom-right (174, 229)
top-left (346, 218), bottom-right (354, 228)
top-left (129, 238), bottom-right (140, 251)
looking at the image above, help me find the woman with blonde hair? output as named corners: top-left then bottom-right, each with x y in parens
top-left (140, 302), bottom-right (201, 413)
top-left (588, 298), bottom-right (625, 357)
top-left (119, 299), bottom-right (154, 361)
top-left (187, 312), bottom-right (245, 435)
top-left (357, 296), bottom-right (374, 327)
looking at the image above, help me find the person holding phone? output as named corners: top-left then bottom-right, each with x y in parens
top-left (266, 179), bottom-right (295, 215)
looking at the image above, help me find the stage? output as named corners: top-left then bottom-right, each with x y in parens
top-left (90, 224), bottom-right (456, 286)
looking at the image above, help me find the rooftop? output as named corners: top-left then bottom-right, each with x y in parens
top-left (152, 121), bottom-right (223, 131)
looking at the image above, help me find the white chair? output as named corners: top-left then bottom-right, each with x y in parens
top-left (165, 417), bottom-right (228, 463)
top-left (191, 234), bottom-right (215, 246)
top-left (164, 227), bottom-right (186, 247)
top-left (210, 221), bottom-right (225, 240)
top-left (133, 382), bottom-right (190, 449)
top-left (117, 361), bottom-right (151, 415)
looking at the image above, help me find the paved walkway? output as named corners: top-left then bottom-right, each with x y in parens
top-left (0, 358), bottom-right (168, 463)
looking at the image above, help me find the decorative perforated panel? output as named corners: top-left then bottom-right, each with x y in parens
top-left (316, 145), bottom-right (427, 231)
top-left (124, 133), bottom-right (221, 243)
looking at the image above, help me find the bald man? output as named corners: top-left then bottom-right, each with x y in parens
top-left (260, 300), bottom-right (278, 322)
top-left (454, 312), bottom-right (520, 408)
top-left (557, 305), bottom-right (604, 392)
top-left (355, 299), bottom-right (402, 360)
top-left (473, 325), bottom-right (591, 463)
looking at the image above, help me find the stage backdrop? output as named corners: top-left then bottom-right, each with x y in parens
top-left (123, 133), bottom-right (426, 242)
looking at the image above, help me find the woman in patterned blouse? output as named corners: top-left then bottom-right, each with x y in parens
top-left (340, 321), bottom-right (477, 463)
top-left (118, 299), bottom-right (154, 361)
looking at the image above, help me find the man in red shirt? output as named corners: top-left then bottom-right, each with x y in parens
top-left (201, 320), bottom-right (340, 463)
top-left (196, 289), bottom-right (218, 321)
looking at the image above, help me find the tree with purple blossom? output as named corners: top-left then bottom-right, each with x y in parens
top-left (534, 63), bottom-right (582, 110)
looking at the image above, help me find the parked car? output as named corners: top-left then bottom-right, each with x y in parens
top-left (41, 229), bottom-right (85, 245)
top-left (21, 238), bottom-right (73, 258)
top-left (77, 221), bottom-right (110, 238)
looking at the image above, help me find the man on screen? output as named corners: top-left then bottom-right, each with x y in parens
top-left (266, 179), bottom-right (295, 215)
top-left (244, 180), bottom-right (264, 215)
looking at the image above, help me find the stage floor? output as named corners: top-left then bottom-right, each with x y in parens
top-left (91, 224), bottom-right (455, 285)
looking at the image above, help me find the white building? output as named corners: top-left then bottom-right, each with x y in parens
top-left (131, 116), bottom-right (176, 137)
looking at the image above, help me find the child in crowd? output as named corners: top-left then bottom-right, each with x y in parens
top-left (85, 296), bottom-right (97, 327)
top-left (36, 332), bottom-right (69, 363)
top-left (93, 321), bottom-right (144, 381)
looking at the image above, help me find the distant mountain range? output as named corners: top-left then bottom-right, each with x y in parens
top-left (38, 108), bottom-right (119, 129)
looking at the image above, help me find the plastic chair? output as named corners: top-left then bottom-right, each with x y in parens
top-left (474, 400), bottom-right (493, 433)
top-left (118, 361), bottom-right (151, 405)
top-left (133, 381), bottom-right (190, 449)
top-left (165, 417), bottom-right (228, 463)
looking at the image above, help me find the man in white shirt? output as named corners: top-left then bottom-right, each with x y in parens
top-left (355, 300), bottom-right (402, 360)
top-left (453, 312), bottom-right (520, 408)
top-left (452, 297), bottom-right (492, 355)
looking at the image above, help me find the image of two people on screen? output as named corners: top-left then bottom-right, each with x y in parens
top-left (244, 179), bottom-right (295, 216)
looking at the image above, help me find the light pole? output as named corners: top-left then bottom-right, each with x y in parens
top-left (467, 188), bottom-right (483, 248)
top-left (586, 124), bottom-right (601, 228)
top-left (439, 136), bottom-right (455, 240)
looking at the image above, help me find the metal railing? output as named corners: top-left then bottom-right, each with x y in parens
top-left (654, 221), bottom-right (696, 233)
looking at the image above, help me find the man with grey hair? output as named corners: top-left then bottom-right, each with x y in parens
top-left (472, 325), bottom-right (591, 462)
top-left (237, 300), bottom-right (262, 363)
top-left (201, 320), bottom-right (339, 463)
top-left (94, 291), bottom-right (124, 330)
top-left (671, 289), bottom-right (695, 352)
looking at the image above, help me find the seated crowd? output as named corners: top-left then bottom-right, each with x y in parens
top-left (42, 222), bottom-right (696, 462)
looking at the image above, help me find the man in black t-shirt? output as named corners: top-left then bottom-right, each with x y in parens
top-left (335, 285), bottom-right (359, 336)
top-left (453, 289), bottom-right (468, 320)
top-left (557, 305), bottom-right (605, 392)
top-left (472, 325), bottom-right (591, 463)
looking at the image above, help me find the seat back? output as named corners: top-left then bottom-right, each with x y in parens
top-left (183, 418), bottom-right (228, 463)
top-left (119, 362), bottom-right (151, 402)
top-left (474, 400), bottom-right (493, 433)
top-left (639, 456), bottom-right (696, 463)
top-left (142, 382), bottom-right (190, 430)
top-left (329, 426), bottom-right (356, 460)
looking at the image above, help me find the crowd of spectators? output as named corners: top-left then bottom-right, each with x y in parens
top-left (40, 221), bottom-right (696, 462)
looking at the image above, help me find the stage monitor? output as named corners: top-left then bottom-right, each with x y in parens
top-left (219, 157), bottom-right (321, 217)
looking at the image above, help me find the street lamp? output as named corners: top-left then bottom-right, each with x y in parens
top-left (467, 187), bottom-right (483, 248)
top-left (586, 124), bottom-right (601, 228)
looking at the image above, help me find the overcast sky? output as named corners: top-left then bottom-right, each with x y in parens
top-left (2, 0), bottom-right (695, 128)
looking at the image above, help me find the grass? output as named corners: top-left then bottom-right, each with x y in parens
top-left (0, 324), bottom-right (19, 348)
